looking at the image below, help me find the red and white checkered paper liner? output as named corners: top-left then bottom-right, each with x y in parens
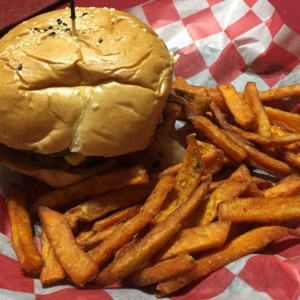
top-left (1, 0), bottom-right (300, 299)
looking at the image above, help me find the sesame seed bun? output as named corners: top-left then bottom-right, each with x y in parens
top-left (0, 7), bottom-right (173, 186)
top-left (0, 7), bottom-right (173, 156)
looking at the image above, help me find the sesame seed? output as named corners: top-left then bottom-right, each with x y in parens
top-left (172, 53), bottom-right (180, 63)
top-left (111, 17), bottom-right (116, 23)
top-left (17, 64), bottom-right (23, 71)
top-left (82, 12), bottom-right (88, 16)
top-left (91, 103), bottom-right (99, 110)
top-left (57, 19), bottom-right (62, 25)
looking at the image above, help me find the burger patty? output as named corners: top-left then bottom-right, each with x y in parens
top-left (0, 143), bottom-right (116, 176)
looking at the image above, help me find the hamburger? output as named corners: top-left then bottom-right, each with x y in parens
top-left (0, 7), bottom-right (174, 187)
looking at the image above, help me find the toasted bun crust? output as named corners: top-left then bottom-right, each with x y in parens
top-left (0, 7), bottom-right (173, 156)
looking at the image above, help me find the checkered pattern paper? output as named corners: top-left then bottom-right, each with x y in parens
top-left (135, 0), bottom-right (300, 91)
top-left (1, 0), bottom-right (300, 299)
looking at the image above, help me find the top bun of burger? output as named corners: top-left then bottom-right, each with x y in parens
top-left (0, 7), bottom-right (173, 186)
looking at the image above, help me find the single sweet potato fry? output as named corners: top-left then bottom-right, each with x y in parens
top-left (264, 174), bottom-right (300, 198)
top-left (39, 207), bottom-right (98, 286)
top-left (92, 204), bottom-right (142, 232)
top-left (281, 149), bottom-right (300, 170)
top-left (243, 82), bottom-right (271, 137)
top-left (75, 228), bottom-right (95, 245)
top-left (155, 221), bottom-right (231, 261)
top-left (271, 125), bottom-right (300, 151)
top-left (265, 106), bottom-right (300, 133)
top-left (81, 222), bottom-right (128, 251)
top-left (40, 229), bottom-right (65, 285)
top-left (259, 83), bottom-right (300, 101)
top-left (128, 254), bottom-right (196, 287)
top-left (7, 183), bottom-right (43, 274)
top-left (218, 83), bottom-right (256, 129)
top-left (218, 196), bottom-right (300, 223)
